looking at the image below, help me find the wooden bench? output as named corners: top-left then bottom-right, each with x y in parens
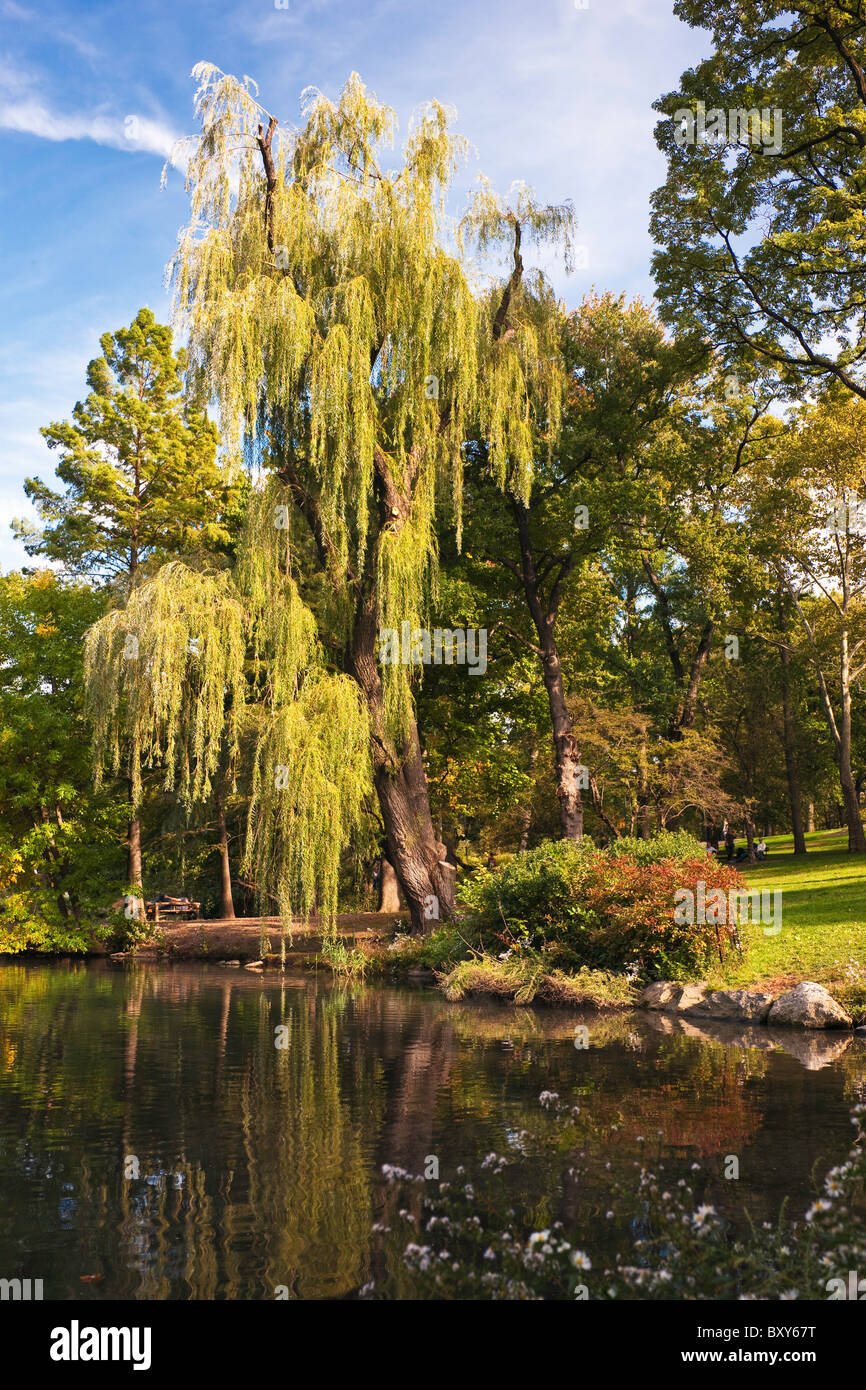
top-left (145, 897), bottom-right (201, 923)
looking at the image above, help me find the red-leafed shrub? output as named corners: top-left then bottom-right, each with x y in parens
top-left (460, 838), bottom-right (747, 978)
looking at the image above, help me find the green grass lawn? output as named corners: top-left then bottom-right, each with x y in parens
top-left (703, 830), bottom-right (866, 1017)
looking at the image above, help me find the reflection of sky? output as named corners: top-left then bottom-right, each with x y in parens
top-left (0, 0), bottom-right (709, 570)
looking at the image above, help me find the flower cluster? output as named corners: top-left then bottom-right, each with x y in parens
top-left (360, 1106), bottom-right (866, 1300)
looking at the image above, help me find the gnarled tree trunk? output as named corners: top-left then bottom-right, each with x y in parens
top-left (352, 586), bottom-right (456, 932)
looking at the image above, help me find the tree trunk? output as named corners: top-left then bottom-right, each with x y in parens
top-left (377, 858), bottom-right (402, 912)
top-left (677, 620), bottom-right (713, 733)
top-left (637, 737), bottom-right (651, 838)
top-left (807, 801), bottom-right (815, 833)
top-left (510, 498), bottom-right (584, 841)
top-left (351, 589), bottom-right (456, 932)
top-left (127, 804), bottom-right (145, 921)
top-left (517, 804), bottom-right (532, 852)
top-left (216, 795), bottom-right (236, 919)
top-left (838, 631), bottom-right (866, 851)
top-left (743, 816), bottom-right (757, 863)
top-left (778, 613), bottom-right (807, 854)
top-left (543, 646), bottom-right (585, 841)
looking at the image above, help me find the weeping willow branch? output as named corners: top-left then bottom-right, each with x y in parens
top-left (244, 673), bottom-right (372, 956)
top-left (83, 561), bottom-right (246, 810)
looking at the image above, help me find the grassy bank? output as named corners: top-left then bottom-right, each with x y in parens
top-left (704, 832), bottom-right (866, 1012)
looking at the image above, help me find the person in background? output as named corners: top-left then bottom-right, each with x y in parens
top-left (756, 838), bottom-right (767, 859)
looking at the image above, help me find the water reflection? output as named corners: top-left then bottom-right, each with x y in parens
top-left (0, 961), bottom-right (862, 1300)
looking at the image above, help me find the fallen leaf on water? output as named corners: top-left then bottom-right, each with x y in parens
top-left (79, 1274), bottom-right (103, 1283)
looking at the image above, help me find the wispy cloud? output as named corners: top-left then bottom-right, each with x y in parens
top-left (0, 97), bottom-right (180, 157)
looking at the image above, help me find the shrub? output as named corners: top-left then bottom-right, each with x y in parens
top-left (386, 924), bottom-right (466, 971)
top-left (459, 839), bottom-right (597, 950)
top-left (610, 830), bottom-right (705, 865)
top-left (460, 836), bottom-right (745, 978)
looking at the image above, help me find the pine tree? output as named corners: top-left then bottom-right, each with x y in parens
top-left (18, 307), bottom-right (246, 907)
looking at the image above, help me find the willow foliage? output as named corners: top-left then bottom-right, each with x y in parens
top-left (245, 672), bottom-right (372, 952)
top-left (83, 561), bottom-right (246, 809)
top-left (162, 64), bottom-right (573, 932)
top-left (169, 65), bottom-right (573, 700)
top-left (236, 478), bottom-right (374, 943)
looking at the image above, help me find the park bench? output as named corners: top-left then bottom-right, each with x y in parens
top-left (145, 896), bottom-right (201, 922)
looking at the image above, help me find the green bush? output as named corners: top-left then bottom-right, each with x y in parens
top-left (460, 839), bottom-right (596, 948)
top-left (386, 923), bottom-right (466, 971)
top-left (610, 830), bottom-right (705, 865)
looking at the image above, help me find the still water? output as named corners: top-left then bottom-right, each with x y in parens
top-left (0, 960), bottom-right (863, 1299)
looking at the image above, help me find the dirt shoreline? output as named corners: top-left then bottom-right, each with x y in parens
top-left (103, 912), bottom-right (409, 962)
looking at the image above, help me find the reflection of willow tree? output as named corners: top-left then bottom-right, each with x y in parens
top-left (240, 984), bottom-right (373, 1298)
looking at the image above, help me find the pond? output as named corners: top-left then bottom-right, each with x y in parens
top-left (0, 960), bottom-right (863, 1300)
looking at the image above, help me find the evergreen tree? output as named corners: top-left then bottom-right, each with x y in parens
top-left (16, 307), bottom-right (245, 908)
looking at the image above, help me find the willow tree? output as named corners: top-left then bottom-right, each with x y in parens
top-left (83, 562), bottom-right (247, 917)
top-left (169, 63), bottom-right (572, 927)
top-left (84, 552), bottom-right (373, 946)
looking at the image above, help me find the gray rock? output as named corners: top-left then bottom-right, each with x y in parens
top-left (674, 983), bottom-right (710, 1013)
top-left (767, 981), bottom-right (852, 1030)
top-left (638, 981), bottom-right (683, 1010)
top-left (685, 989), bottom-right (774, 1023)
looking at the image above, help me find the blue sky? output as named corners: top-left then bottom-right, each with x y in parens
top-left (0, 0), bottom-right (708, 571)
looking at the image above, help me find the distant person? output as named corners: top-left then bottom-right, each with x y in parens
top-left (735, 846), bottom-right (747, 863)
top-left (756, 838), bottom-right (767, 859)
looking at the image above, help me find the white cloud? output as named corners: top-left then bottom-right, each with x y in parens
top-left (0, 97), bottom-right (180, 158)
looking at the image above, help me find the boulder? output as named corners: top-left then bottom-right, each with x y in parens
top-left (638, 981), bottom-right (683, 1011)
top-left (767, 981), bottom-right (852, 1030)
top-left (685, 989), bottom-right (774, 1023)
top-left (674, 984), bottom-right (710, 1013)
